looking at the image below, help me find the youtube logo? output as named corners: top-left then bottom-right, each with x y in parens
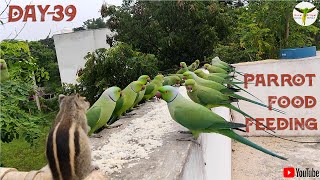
top-left (283, 167), bottom-right (295, 178)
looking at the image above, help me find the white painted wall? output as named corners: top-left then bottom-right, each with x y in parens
top-left (232, 55), bottom-right (320, 136)
top-left (53, 28), bottom-right (113, 84)
top-left (180, 86), bottom-right (231, 180)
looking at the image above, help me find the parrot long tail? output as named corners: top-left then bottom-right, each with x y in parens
top-left (224, 81), bottom-right (245, 85)
top-left (229, 93), bottom-right (286, 114)
top-left (224, 104), bottom-right (276, 133)
top-left (228, 83), bottom-right (263, 103)
top-left (216, 129), bottom-right (287, 160)
top-left (107, 115), bottom-right (118, 125)
top-left (234, 70), bottom-right (244, 76)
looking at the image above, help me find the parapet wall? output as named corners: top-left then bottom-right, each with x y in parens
top-left (232, 54), bottom-right (320, 136)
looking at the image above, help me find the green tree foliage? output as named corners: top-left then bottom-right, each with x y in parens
top-left (0, 41), bottom-right (49, 83)
top-left (0, 80), bottom-right (43, 145)
top-left (102, 0), bottom-right (319, 65)
top-left (235, 1), bottom-right (319, 60)
top-left (76, 42), bottom-right (158, 104)
top-left (0, 41), bottom-right (51, 145)
top-left (101, 1), bottom-right (231, 70)
top-left (28, 38), bottom-right (61, 92)
top-left (73, 17), bottom-right (108, 31)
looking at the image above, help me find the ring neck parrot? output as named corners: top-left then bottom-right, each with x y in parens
top-left (211, 57), bottom-right (244, 75)
top-left (86, 86), bottom-right (121, 135)
top-left (143, 74), bottom-right (164, 101)
top-left (187, 62), bottom-right (197, 71)
top-left (204, 63), bottom-right (228, 74)
top-left (194, 69), bottom-right (243, 84)
top-left (183, 72), bottom-right (285, 114)
top-left (156, 86), bottom-right (287, 160)
top-left (131, 75), bottom-right (151, 109)
top-left (194, 60), bottom-right (200, 69)
top-left (0, 59), bottom-right (10, 82)
top-left (184, 79), bottom-right (276, 133)
top-left (163, 75), bottom-right (181, 86)
top-left (108, 81), bottom-right (145, 125)
top-left (182, 71), bottom-right (237, 93)
top-left (176, 62), bottom-right (188, 74)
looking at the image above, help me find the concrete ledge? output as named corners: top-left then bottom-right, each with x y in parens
top-left (90, 87), bottom-right (232, 180)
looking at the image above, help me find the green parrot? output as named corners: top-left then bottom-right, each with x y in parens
top-left (156, 86), bottom-right (287, 160)
top-left (211, 57), bottom-right (244, 76)
top-left (107, 81), bottom-right (145, 125)
top-left (194, 60), bottom-right (200, 69)
top-left (176, 62), bottom-right (189, 74)
top-left (295, 7), bottom-right (316, 26)
top-left (184, 79), bottom-right (275, 132)
top-left (203, 64), bottom-right (228, 74)
top-left (211, 57), bottom-right (233, 70)
top-left (182, 72), bottom-right (284, 114)
top-left (187, 62), bottom-right (197, 71)
top-left (86, 86), bottom-right (121, 136)
top-left (194, 69), bottom-right (236, 80)
top-left (194, 69), bottom-right (242, 84)
top-left (0, 59), bottom-right (10, 82)
top-left (168, 73), bottom-right (185, 84)
top-left (183, 71), bottom-right (238, 94)
top-left (131, 75), bottom-right (151, 109)
top-left (142, 74), bottom-right (164, 101)
top-left (163, 75), bottom-right (181, 86)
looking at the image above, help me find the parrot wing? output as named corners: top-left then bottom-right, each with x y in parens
top-left (196, 89), bottom-right (230, 106)
top-left (294, 7), bottom-right (304, 13)
top-left (86, 106), bottom-right (102, 129)
top-left (307, 7), bottom-right (316, 13)
top-left (145, 83), bottom-right (156, 95)
top-left (172, 102), bottom-right (245, 131)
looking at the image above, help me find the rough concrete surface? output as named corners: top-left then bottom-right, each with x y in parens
top-left (90, 99), bottom-right (192, 180)
top-left (232, 137), bottom-right (320, 180)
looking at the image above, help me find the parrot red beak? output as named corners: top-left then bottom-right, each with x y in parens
top-left (180, 64), bottom-right (182, 68)
top-left (142, 85), bottom-right (145, 90)
top-left (147, 77), bottom-right (151, 82)
top-left (156, 91), bottom-right (162, 99)
top-left (182, 76), bottom-right (186, 80)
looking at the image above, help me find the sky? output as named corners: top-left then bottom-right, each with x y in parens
top-left (0, 0), bottom-right (122, 41)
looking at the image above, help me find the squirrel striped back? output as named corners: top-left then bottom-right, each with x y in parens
top-left (46, 94), bottom-right (93, 180)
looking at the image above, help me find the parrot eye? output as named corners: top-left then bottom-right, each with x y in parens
top-left (165, 91), bottom-right (168, 94)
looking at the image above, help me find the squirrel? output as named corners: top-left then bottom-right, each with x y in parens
top-left (46, 94), bottom-right (98, 180)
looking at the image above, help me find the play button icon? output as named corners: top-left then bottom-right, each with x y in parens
top-left (283, 167), bottom-right (295, 178)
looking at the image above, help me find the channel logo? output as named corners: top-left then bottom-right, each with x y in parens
top-left (283, 167), bottom-right (320, 178)
top-left (283, 167), bottom-right (295, 178)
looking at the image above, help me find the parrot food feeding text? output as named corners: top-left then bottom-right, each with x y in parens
top-left (244, 73), bottom-right (318, 132)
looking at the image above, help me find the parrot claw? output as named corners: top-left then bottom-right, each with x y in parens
top-left (178, 130), bottom-right (192, 134)
top-left (176, 137), bottom-right (200, 146)
top-left (123, 113), bottom-right (136, 118)
top-left (91, 134), bottom-right (103, 138)
top-left (106, 124), bottom-right (122, 129)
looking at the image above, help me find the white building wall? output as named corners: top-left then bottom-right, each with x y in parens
top-left (53, 28), bottom-right (113, 84)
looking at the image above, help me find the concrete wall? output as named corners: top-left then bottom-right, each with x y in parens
top-left (53, 28), bottom-right (113, 84)
top-left (180, 87), bottom-right (231, 180)
top-left (232, 55), bottom-right (320, 136)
